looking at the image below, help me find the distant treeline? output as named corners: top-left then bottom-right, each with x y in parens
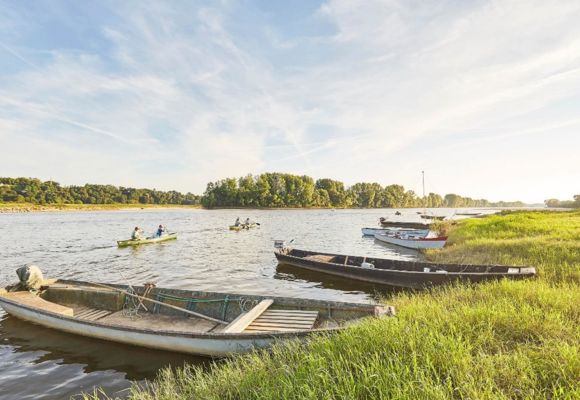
top-left (0, 177), bottom-right (201, 205)
top-left (201, 173), bottom-right (525, 209)
top-left (545, 196), bottom-right (580, 209)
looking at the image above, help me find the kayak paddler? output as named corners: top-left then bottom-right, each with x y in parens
top-left (156, 225), bottom-right (166, 237)
top-left (234, 217), bottom-right (241, 226)
top-left (131, 227), bottom-right (143, 240)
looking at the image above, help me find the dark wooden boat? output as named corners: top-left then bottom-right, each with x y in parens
top-left (379, 217), bottom-right (431, 229)
top-left (274, 248), bottom-right (536, 289)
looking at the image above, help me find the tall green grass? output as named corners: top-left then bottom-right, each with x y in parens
top-left (86, 211), bottom-right (580, 400)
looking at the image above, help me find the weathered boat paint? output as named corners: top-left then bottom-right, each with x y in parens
top-left (275, 248), bottom-right (536, 289)
top-left (0, 279), bottom-right (392, 357)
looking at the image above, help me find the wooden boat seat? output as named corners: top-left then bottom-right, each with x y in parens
top-left (223, 299), bottom-right (274, 333)
top-left (0, 291), bottom-right (74, 316)
top-left (244, 309), bottom-right (319, 333)
top-left (74, 306), bottom-right (113, 321)
top-left (304, 254), bottom-right (335, 263)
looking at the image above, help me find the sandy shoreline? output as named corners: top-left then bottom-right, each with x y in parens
top-left (0, 204), bottom-right (202, 214)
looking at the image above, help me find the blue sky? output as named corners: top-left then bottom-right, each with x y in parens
top-left (1, 0), bottom-right (578, 203)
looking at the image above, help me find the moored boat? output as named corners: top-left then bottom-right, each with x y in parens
top-left (0, 272), bottom-right (393, 357)
top-left (374, 232), bottom-right (447, 249)
top-left (361, 227), bottom-right (429, 237)
top-left (379, 217), bottom-right (431, 229)
top-left (274, 247), bottom-right (536, 289)
top-left (117, 233), bottom-right (177, 247)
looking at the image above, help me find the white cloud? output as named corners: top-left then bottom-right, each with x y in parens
top-left (0, 0), bottom-right (579, 202)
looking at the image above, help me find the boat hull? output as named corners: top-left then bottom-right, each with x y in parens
top-left (374, 233), bottom-right (446, 249)
top-left (0, 301), bottom-right (272, 357)
top-left (275, 249), bottom-right (535, 289)
top-left (379, 221), bottom-right (432, 229)
top-left (117, 233), bottom-right (177, 247)
top-left (361, 227), bottom-right (429, 237)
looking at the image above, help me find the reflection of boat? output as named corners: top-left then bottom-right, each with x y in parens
top-left (229, 223), bottom-right (257, 231)
top-left (374, 232), bottom-right (447, 249)
top-left (275, 264), bottom-right (403, 295)
top-left (0, 313), bottom-right (207, 380)
top-left (274, 248), bottom-right (536, 289)
top-left (0, 279), bottom-right (393, 357)
top-left (117, 233), bottom-right (177, 247)
top-left (362, 227), bottom-right (429, 237)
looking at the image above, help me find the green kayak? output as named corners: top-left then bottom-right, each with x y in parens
top-left (229, 223), bottom-right (257, 231)
top-left (117, 233), bottom-right (177, 247)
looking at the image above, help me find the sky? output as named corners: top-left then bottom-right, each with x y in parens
top-left (0, 0), bottom-right (579, 203)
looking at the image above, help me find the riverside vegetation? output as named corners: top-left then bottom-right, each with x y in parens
top-left (85, 210), bottom-right (580, 399)
top-left (1, 174), bottom-right (527, 210)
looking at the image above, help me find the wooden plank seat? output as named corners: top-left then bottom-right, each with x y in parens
top-left (304, 254), bottom-right (335, 263)
top-left (223, 299), bottom-right (274, 333)
top-left (244, 309), bottom-right (319, 333)
top-left (0, 291), bottom-right (74, 316)
top-left (74, 307), bottom-right (113, 321)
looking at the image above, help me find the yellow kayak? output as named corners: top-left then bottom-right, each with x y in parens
top-left (229, 224), bottom-right (257, 231)
top-left (117, 233), bottom-right (177, 247)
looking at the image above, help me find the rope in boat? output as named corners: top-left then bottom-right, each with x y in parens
top-left (149, 292), bottom-right (260, 320)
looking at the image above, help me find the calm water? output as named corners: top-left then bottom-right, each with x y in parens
top-left (0, 208), bottom-right (451, 399)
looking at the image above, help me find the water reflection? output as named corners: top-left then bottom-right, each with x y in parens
top-left (0, 314), bottom-right (210, 380)
top-left (275, 263), bottom-right (404, 299)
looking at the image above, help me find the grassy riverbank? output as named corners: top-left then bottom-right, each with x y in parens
top-left (0, 203), bottom-right (201, 213)
top-left (91, 211), bottom-right (579, 400)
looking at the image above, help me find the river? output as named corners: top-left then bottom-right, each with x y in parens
top-left (0, 208), bottom-right (457, 399)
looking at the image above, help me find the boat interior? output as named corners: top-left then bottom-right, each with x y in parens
top-left (283, 249), bottom-right (531, 274)
top-left (1, 280), bottom-right (385, 335)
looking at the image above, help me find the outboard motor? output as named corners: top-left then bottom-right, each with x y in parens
top-left (15, 265), bottom-right (44, 291)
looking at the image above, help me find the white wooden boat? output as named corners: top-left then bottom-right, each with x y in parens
top-left (0, 277), bottom-right (393, 357)
top-left (374, 232), bottom-right (447, 249)
top-left (361, 227), bottom-right (429, 237)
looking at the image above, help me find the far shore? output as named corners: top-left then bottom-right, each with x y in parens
top-left (0, 202), bottom-right (551, 214)
top-left (0, 203), bottom-right (202, 214)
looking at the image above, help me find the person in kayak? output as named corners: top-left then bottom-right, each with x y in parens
top-left (245, 217), bottom-right (252, 225)
top-left (156, 225), bottom-right (166, 237)
top-left (234, 217), bottom-right (241, 226)
top-left (131, 227), bottom-right (142, 240)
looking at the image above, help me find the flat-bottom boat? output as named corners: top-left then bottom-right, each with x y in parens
top-left (117, 233), bottom-right (177, 247)
top-left (374, 232), bottom-right (447, 249)
top-left (0, 276), bottom-right (392, 357)
top-left (274, 248), bottom-right (536, 289)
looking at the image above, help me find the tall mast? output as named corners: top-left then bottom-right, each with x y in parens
top-left (422, 170), bottom-right (426, 211)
